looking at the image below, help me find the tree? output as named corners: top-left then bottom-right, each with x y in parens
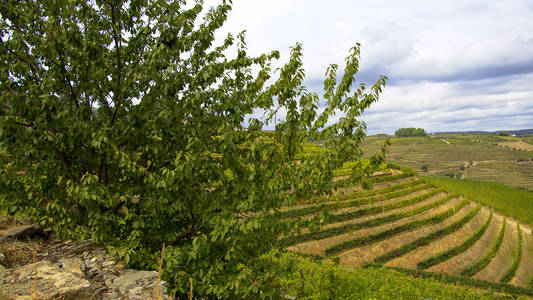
top-left (0, 1), bottom-right (387, 297)
top-left (395, 127), bottom-right (427, 137)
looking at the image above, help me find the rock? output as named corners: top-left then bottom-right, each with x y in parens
top-left (111, 270), bottom-right (167, 299)
top-left (0, 224), bottom-right (44, 242)
top-left (0, 218), bottom-right (170, 300)
top-left (0, 252), bottom-right (5, 265)
top-left (1, 260), bottom-right (94, 299)
top-left (58, 257), bottom-right (84, 278)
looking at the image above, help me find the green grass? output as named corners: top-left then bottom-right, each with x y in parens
top-left (364, 263), bottom-right (533, 297)
top-left (424, 177), bottom-right (533, 226)
top-left (270, 251), bottom-right (502, 299)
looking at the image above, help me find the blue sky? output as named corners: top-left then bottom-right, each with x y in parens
top-left (206, 0), bottom-right (533, 134)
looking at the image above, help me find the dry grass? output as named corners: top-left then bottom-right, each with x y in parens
top-left (337, 202), bottom-right (475, 267)
top-left (386, 206), bottom-right (490, 269)
top-left (427, 213), bottom-right (504, 275)
top-left (474, 220), bottom-right (519, 282)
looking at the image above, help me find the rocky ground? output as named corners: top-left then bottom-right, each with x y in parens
top-left (0, 216), bottom-right (169, 299)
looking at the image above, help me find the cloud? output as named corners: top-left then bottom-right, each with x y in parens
top-left (203, 0), bottom-right (533, 133)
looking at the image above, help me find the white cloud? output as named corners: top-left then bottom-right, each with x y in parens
top-left (203, 0), bottom-right (533, 133)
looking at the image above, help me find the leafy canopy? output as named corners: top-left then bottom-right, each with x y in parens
top-left (0, 0), bottom-right (387, 297)
top-left (395, 127), bottom-right (428, 137)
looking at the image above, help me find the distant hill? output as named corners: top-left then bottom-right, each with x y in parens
top-left (435, 129), bottom-right (533, 135)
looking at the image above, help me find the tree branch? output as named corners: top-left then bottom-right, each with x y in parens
top-left (109, 3), bottom-right (123, 126)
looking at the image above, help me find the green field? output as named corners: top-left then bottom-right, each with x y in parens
top-left (424, 177), bottom-right (533, 226)
top-left (271, 251), bottom-right (512, 299)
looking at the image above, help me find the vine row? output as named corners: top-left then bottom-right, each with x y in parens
top-left (417, 211), bottom-right (493, 270)
top-left (500, 223), bottom-right (522, 283)
top-left (460, 219), bottom-right (506, 277)
top-left (324, 199), bottom-right (470, 256)
top-left (277, 183), bottom-right (433, 219)
top-left (280, 193), bottom-right (457, 247)
top-left (373, 204), bottom-right (481, 264)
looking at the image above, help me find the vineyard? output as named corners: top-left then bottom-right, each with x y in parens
top-left (279, 169), bottom-right (533, 296)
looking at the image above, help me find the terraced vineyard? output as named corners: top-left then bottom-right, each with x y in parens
top-left (280, 170), bottom-right (533, 296)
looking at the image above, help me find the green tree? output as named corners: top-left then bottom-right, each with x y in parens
top-left (0, 0), bottom-right (387, 297)
top-left (395, 127), bottom-right (427, 137)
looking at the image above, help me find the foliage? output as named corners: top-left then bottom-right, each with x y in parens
top-left (460, 220), bottom-right (506, 277)
top-left (0, 0), bottom-right (388, 297)
top-left (395, 127), bottom-right (427, 137)
top-left (424, 177), bottom-right (533, 226)
top-left (373, 204), bottom-right (480, 264)
top-left (500, 224), bottom-right (522, 283)
top-left (417, 211), bottom-right (492, 270)
top-left (269, 251), bottom-right (494, 299)
top-left (325, 199), bottom-right (471, 256)
top-left (365, 263), bottom-right (533, 297)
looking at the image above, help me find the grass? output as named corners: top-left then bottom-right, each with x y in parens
top-left (364, 263), bottom-right (533, 297)
top-left (270, 251), bottom-right (503, 299)
top-left (424, 177), bottom-right (533, 226)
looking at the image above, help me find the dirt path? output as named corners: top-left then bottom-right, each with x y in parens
top-left (426, 213), bottom-right (504, 275)
top-left (336, 202), bottom-right (476, 267)
top-left (510, 228), bottom-right (533, 287)
top-left (287, 196), bottom-right (460, 256)
top-left (473, 219), bottom-right (519, 282)
top-left (386, 206), bottom-right (489, 269)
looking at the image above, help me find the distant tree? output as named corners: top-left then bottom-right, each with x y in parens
top-left (498, 132), bottom-right (510, 136)
top-left (395, 127), bottom-right (427, 137)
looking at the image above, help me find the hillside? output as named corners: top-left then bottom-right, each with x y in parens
top-left (361, 135), bottom-right (533, 190)
top-left (280, 169), bottom-right (533, 297)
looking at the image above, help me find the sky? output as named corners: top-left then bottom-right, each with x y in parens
top-left (205, 0), bottom-right (533, 134)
